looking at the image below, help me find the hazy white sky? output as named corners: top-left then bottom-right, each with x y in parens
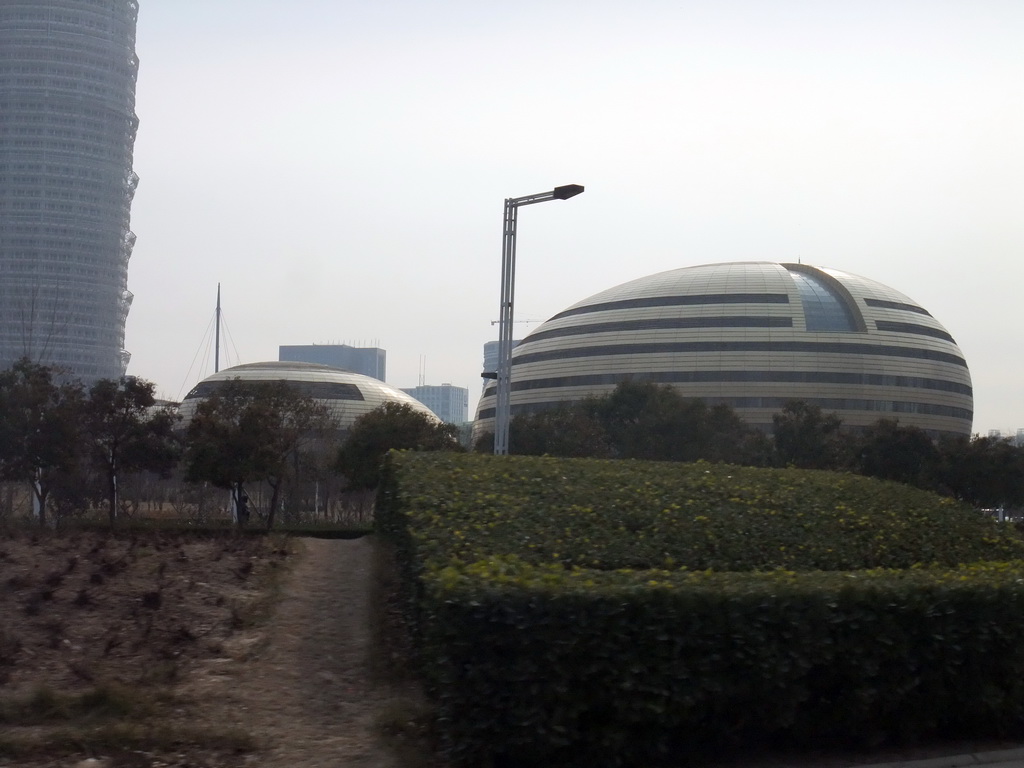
top-left (125, 0), bottom-right (1024, 434)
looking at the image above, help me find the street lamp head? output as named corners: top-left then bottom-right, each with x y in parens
top-left (552, 184), bottom-right (585, 200)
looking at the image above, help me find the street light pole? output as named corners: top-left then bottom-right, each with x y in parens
top-left (494, 183), bottom-right (584, 455)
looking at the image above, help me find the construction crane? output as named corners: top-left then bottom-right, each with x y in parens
top-left (489, 319), bottom-right (541, 326)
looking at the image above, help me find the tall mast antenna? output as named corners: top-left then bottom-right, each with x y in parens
top-left (215, 283), bottom-right (221, 373)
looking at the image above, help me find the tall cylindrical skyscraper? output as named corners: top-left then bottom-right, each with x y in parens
top-left (0, 0), bottom-right (140, 381)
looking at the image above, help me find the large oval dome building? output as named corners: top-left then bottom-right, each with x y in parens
top-left (475, 262), bottom-right (972, 438)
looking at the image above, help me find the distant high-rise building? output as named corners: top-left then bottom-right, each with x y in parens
top-left (986, 429), bottom-right (1024, 448)
top-left (279, 344), bottom-right (386, 381)
top-left (0, 1), bottom-right (141, 380)
top-left (401, 383), bottom-right (469, 424)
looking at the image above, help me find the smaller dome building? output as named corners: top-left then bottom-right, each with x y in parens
top-left (177, 361), bottom-right (436, 430)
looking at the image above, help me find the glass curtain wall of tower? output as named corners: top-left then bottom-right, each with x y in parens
top-left (0, 0), bottom-right (140, 381)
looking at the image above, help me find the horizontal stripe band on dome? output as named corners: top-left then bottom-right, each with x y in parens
top-left (509, 340), bottom-right (968, 368)
top-left (875, 320), bottom-right (955, 343)
top-left (517, 316), bottom-right (794, 346)
top-left (548, 293), bottom-right (791, 321)
top-left (183, 380), bottom-right (366, 402)
top-left (482, 370), bottom-right (973, 399)
top-left (864, 298), bottom-right (932, 316)
top-left (478, 397), bottom-right (973, 423)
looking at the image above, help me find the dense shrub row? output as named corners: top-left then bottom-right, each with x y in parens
top-left (386, 453), bottom-right (1024, 573)
top-left (425, 559), bottom-right (1024, 766)
top-left (378, 452), bottom-right (1024, 767)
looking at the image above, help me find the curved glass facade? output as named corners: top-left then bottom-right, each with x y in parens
top-left (0, 0), bottom-right (140, 380)
top-left (788, 270), bottom-right (858, 332)
top-left (474, 262), bottom-right (974, 439)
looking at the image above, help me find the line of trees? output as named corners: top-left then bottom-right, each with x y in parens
top-left (478, 381), bottom-right (1024, 511)
top-left (0, 359), bottom-right (462, 527)
top-left (6, 362), bottom-right (1018, 523)
top-left (0, 359), bottom-right (178, 526)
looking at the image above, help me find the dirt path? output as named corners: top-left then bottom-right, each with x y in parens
top-left (181, 536), bottom-right (414, 768)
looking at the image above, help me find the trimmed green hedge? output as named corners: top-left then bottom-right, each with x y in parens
top-left (382, 452), bottom-right (1024, 573)
top-left (378, 452), bottom-right (1024, 767)
top-left (424, 559), bottom-right (1024, 766)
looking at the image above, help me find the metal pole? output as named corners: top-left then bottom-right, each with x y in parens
top-left (492, 185), bottom-right (584, 456)
top-left (494, 199), bottom-right (518, 454)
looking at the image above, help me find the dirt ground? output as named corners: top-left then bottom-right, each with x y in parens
top-left (0, 529), bottom-right (427, 768)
